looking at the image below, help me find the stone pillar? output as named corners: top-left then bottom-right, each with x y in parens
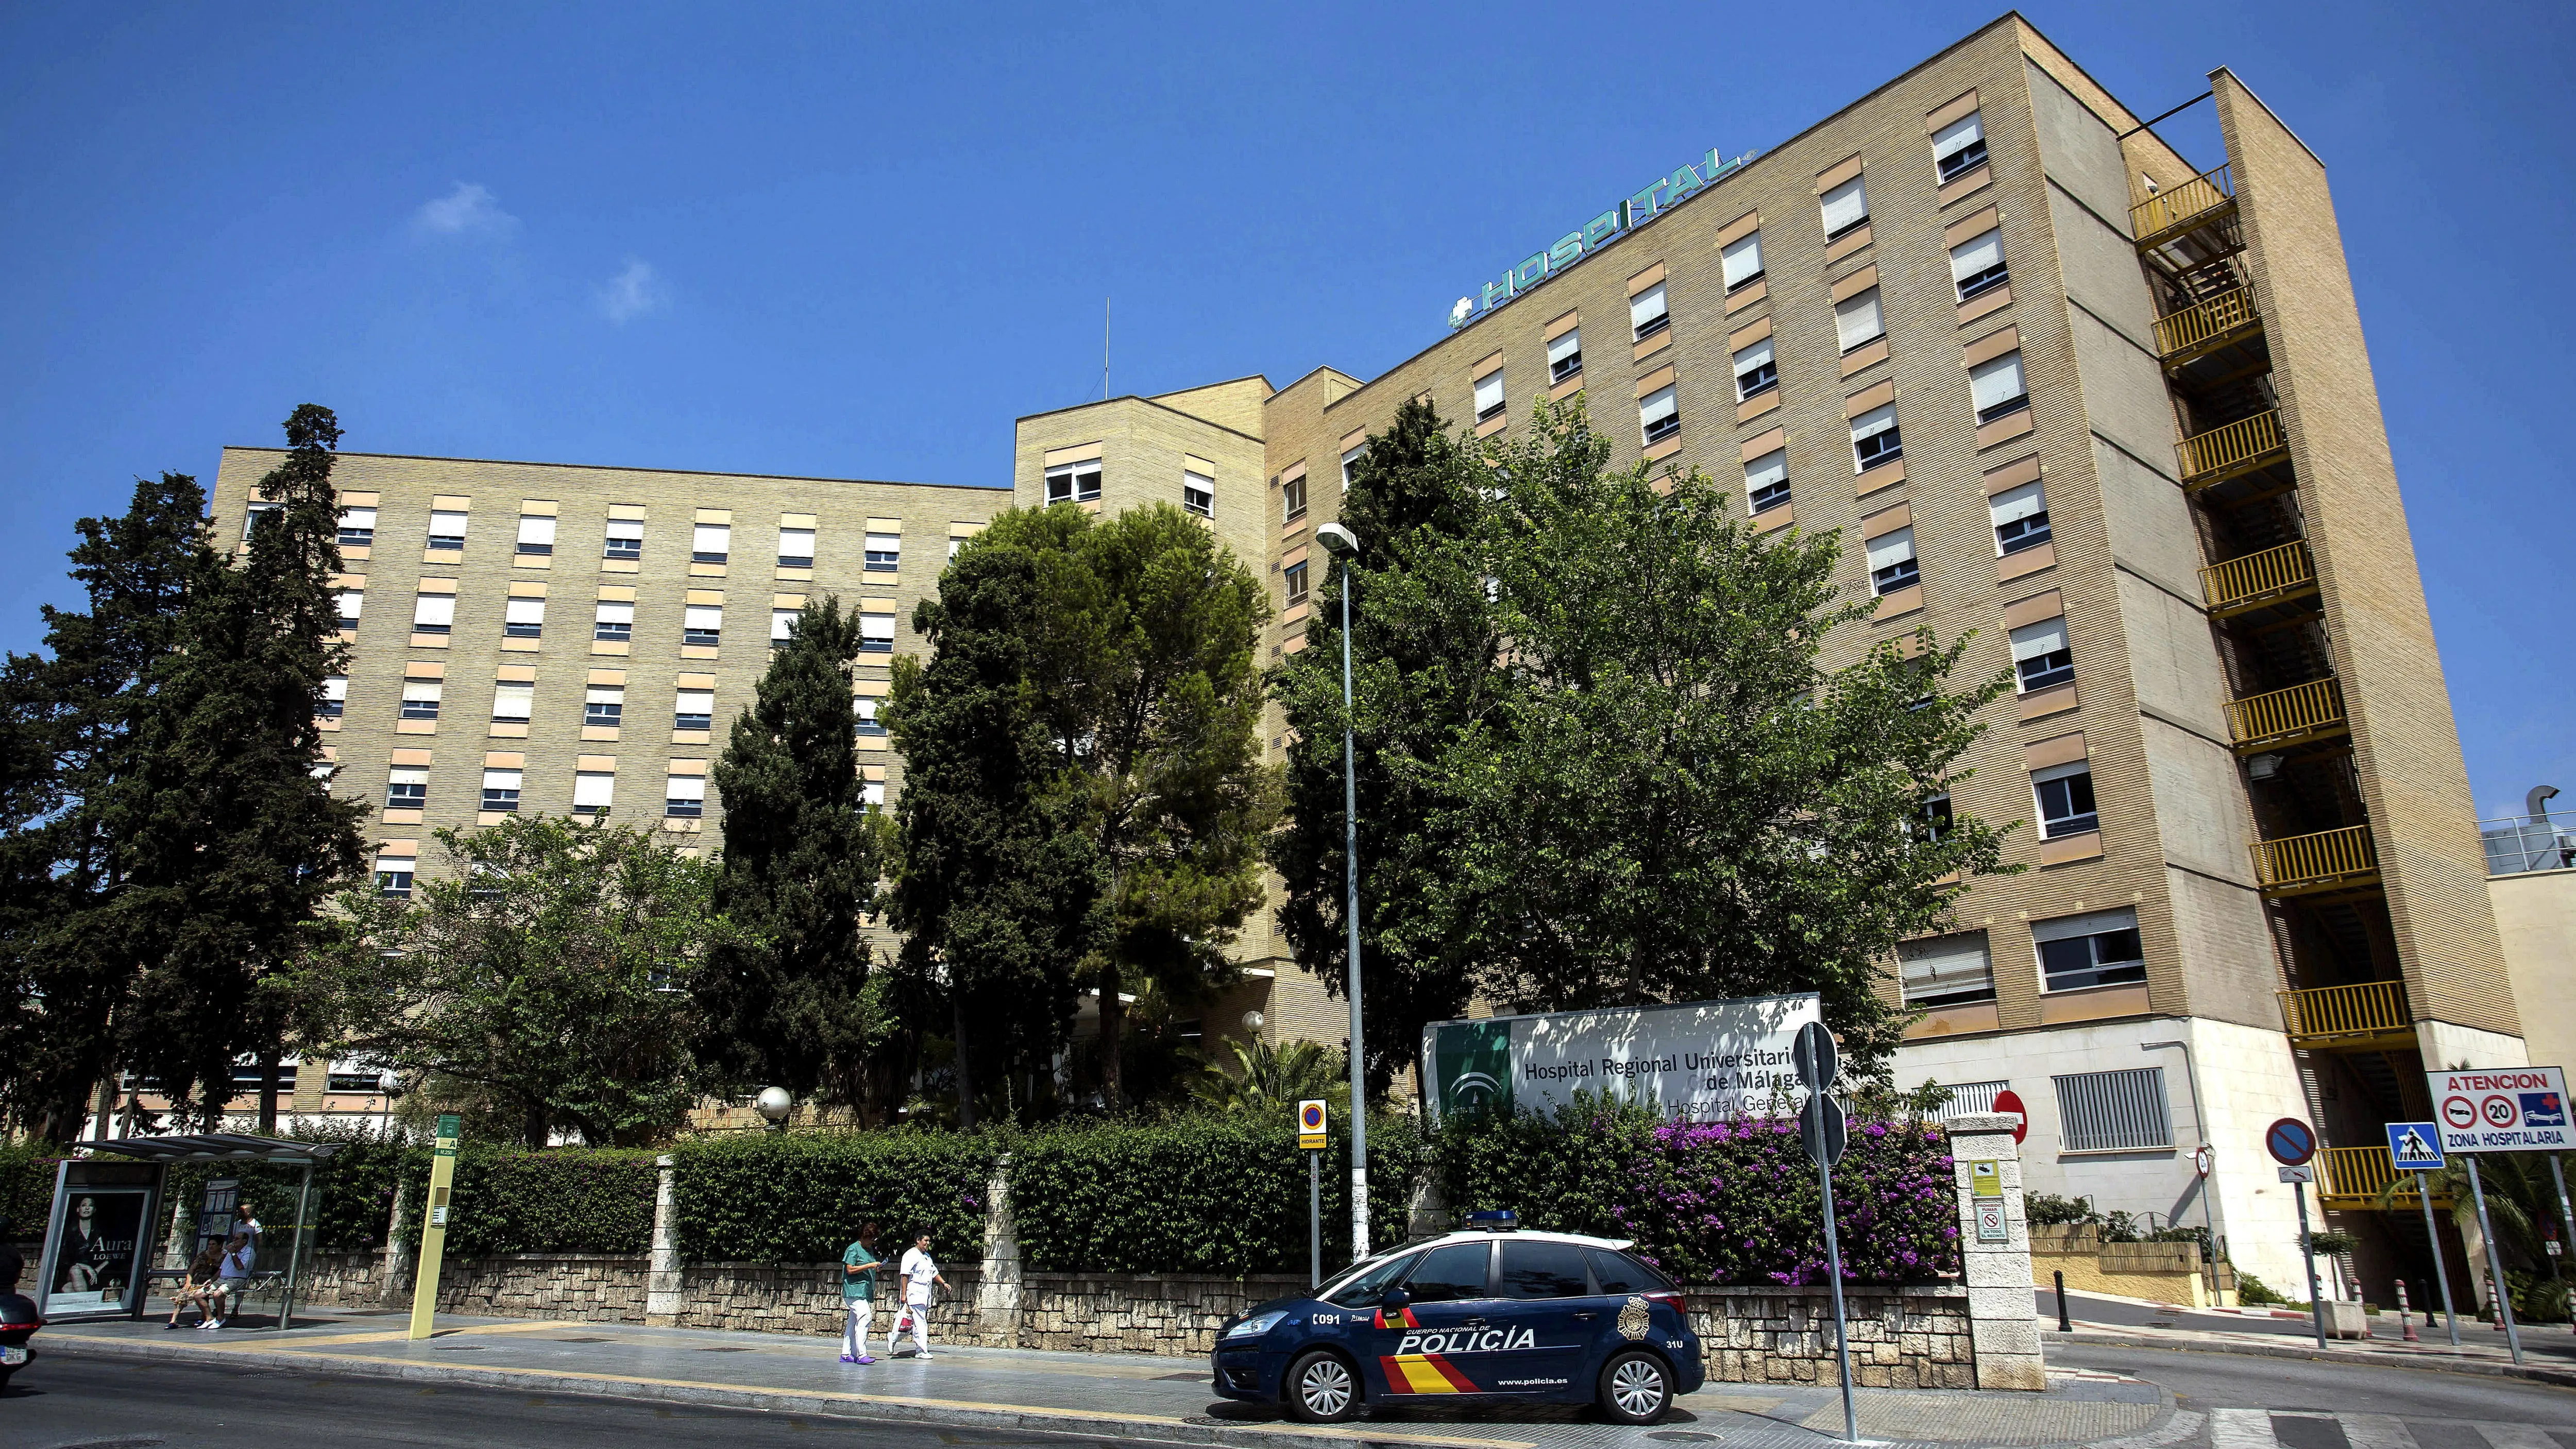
top-left (975, 1154), bottom-right (1022, 1348)
top-left (644, 1153), bottom-right (682, 1326)
top-left (1947, 1112), bottom-right (2045, 1391)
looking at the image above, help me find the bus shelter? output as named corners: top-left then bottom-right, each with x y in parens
top-left (37, 1134), bottom-right (342, 1328)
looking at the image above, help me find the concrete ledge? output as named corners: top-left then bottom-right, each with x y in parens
top-left (2046, 1329), bottom-right (2576, 1390)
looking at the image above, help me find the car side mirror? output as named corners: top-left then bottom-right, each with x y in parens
top-left (1380, 1288), bottom-right (1411, 1311)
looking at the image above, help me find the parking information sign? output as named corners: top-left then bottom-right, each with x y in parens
top-left (2426, 1066), bottom-right (2569, 1154)
top-left (2385, 1121), bottom-right (2445, 1171)
top-left (1297, 1098), bottom-right (1328, 1151)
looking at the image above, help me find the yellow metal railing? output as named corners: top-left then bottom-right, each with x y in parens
top-left (2277, 979), bottom-right (2409, 1043)
top-left (2317, 1145), bottom-right (2450, 1211)
top-left (2250, 823), bottom-right (2378, 894)
top-left (2176, 409), bottom-right (2285, 483)
top-left (2225, 676), bottom-right (2345, 748)
top-left (2155, 287), bottom-right (2260, 359)
top-left (2200, 540), bottom-right (2314, 613)
top-left (2132, 162), bottom-right (2235, 243)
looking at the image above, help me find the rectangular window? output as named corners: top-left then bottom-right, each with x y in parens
top-left (1282, 472), bottom-right (1308, 520)
top-left (604, 518), bottom-right (642, 560)
top-left (399, 681), bottom-right (442, 721)
top-left (337, 588), bottom-right (364, 623)
top-left (504, 598), bottom-right (545, 639)
top-left (1851, 404), bottom-right (1902, 471)
top-left (691, 523), bottom-right (730, 564)
top-left (1820, 175), bottom-right (1869, 239)
top-left (2053, 1065), bottom-right (2171, 1151)
top-left (2033, 759), bottom-right (2098, 839)
top-left (429, 510), bottom-right (469, 552)
top-left (376, 856), bottom-right (416, 899)
top-left (859, 613), bottom-right (895, 653)
top-left (778, 527), bottom-right (816, 569)
top-left (492, 683), bottom-right (533, 723)
top-left (1045, 461), bottom-right (1103, 504)
top-left (1990, 480), bottom-right (2050, 555)
top-left (862, 780), bottom-right (886, 808)
top-left (319, 675), bottom-right (347, 719)
top-left (1721, 231), bottom-right (1764, 291)
top-left (1951, 228), bottom-right (2008, 301)
top-left (854, 696), bottom-right (887, 735)
top-left (771, 607), bottom-right (800, 643)
top-left (1628, 281), bottom-right (1669, 343)
top-left (594, 601), bottom-right (634, 641)
top-left (1183, 471), bottom-right (1214, 517)
top-left (481, 768), bottom-right (523, 813)
top-left (412, 593), bottom-right (455, 635)
top-left (1744, 449), bottom-right (1790, 513)
top-left (1473, 370), bottom-right (1504, 423)
top-left (1933, 111), bottom-right (1988, 183)
top-left (585, 686), bottom-right (624, 729)
top-left (1340, 445), bottom-right (1365, 491)
top-left (1732, 337), bottom-right (1777, 401)
top-left (1971, 350), bottom-right (2029, 424)
top-left (573, 771), bottom-right (615, 815)
top-left (674, 690), bottom-right (714, 731)
top-left (1901, 931), bottom-right (1995, 1007)
top-left (1638, 383), bottom-right (1679, 447)
top-left (865, 533), bottom-right (901, 571)
top-left (1547, 328), bottom-right (1582, 383)
top-left (385, 766), bottom-right (428, 811)
top-left (665, 774), bottom-right (706, 818)
top-left (242, 502), bottom-right (279, 540)
top-left (1917, 791), bottom-right (1954, 841)
top-left (2034, 907), bottom-right (2148, 993)
top-left (1283, 559), bottom-right (1310, 607)
top-left (683, 604), bottom-right (723, 647)
top-left (516, 515), bottom-right (556, 556)
top-left (338, 507), bottom-right (377, 548)
top-left (1834, 287), bottom-right (1885, 353)
top-left (1866, 526), bottom-right (1919, 595)
top-left (2009, 617), bottom-right (2073, 692)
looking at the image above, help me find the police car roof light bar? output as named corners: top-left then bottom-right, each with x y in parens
top-left (1467, 1209), bottom-right (1520, 1232)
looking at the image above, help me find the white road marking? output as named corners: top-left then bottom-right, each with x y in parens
top-left (2338, 1416), bottom-right (2421, 1449)
top-left (2473, 1425), bottom-right (2562, 1449)
top-left (2210, 1407), bottom-right (2282, 1449)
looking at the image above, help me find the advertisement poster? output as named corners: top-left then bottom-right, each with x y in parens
top-left (45, 1187), bottom-right (148, 1312)
top-left (1421, 993), bottom-right (1823, 1126)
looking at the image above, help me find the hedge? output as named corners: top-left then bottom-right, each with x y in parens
top-left (1, 1142), bottom-right (64, 1243)
top-left (672, 1130), bottom-right (1000, 1266)
top-left (393, 1143), bottom-right (658, 1258)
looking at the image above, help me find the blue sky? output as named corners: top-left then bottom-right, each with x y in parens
top-left (2, 2), bottom-right (2568, 816)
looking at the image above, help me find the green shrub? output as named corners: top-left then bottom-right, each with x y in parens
top-left (0, 1142), bottom-right (65, 1242)
top-left (672, 1130), bottom-right (1002, 1266)
top-left (2235, 1271), bottom-right (2284, 1305)
top-left (394, 1144), bottom-right (657, 1257)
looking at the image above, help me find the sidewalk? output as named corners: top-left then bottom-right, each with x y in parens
top-left (42, 1306), bottom-right (2172, 1449)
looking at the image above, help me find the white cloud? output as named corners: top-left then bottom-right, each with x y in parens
top-left (596, 259), bottom-right (666, 323)
top-left (412, 181), bottom-right (519, 240)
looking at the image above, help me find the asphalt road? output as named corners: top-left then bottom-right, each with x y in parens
top-left (2049, 1338), bottom-right (2576, 1435)
top-left (3, 1354), bottom-right (1126, 1449)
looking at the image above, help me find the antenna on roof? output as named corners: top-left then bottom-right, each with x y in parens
top-left (1101, 297), bottom-right (1111, 400)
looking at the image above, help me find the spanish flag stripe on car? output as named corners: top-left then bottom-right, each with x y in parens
top-left (1371, 1305), bottom-right (1419, 1328)
top-left (1379, 1354), bottom-right (1479, 1394)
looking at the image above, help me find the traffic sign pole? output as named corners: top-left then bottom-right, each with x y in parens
top-left (2465, 1156), bottom-right (2523, 1365)
top-left (1792, 1022), bottom-right (1856, 1446)
top-left (2416, 1169), bottom-right (2458, 1345)
top-left (2549, 1155), bottom-right (2575, 1334)
top-left (1309, 1149), bottom-right (1321, 1290)
top-left (2292, 1178), bottom-right (2327, 1350)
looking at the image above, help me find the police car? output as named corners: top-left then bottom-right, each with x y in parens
top-left (1210, 1212), bottom-right (1703, 1424)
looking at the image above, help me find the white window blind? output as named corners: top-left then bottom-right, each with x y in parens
top-left (2053, 1066), bottom-right (2172, 1152)
top-left (1951, 229), bottom-right (2004, 287)
top-left (595, 601), bottom-right (634, 626)
top-left (482, 767), bottom-right (522, 792)
top-left (863, 781), bottom-right (886, 807)
top-left (586, 686), bottom-right (622, 708)
top-left (1732, 337), bottom-right (1774, 396)
top-left (604, 519), bottom-right (642, 542)
top-left (1721, 232), bottom-right (1764, 288)
top-left (1834, 288), bottom-right (1885, 351)
top-left (684, 605), bottom-right (723, 632)
top-left (1744, 449), bottom-right (1788, 506)
top-left (692, 523), bottom-right (731, 556)
top-left (388, 765), bottom-right (427, 787)
top-left (492, 684), bottom-right (533, 721)
top-left (1971, 352), bottom-right (2027, 413)
top-left (573, 772), bottom-right (616, 809)
top-left (401, 681), bottom-right (442, 704)
top-left (504, 598), bottom-right (546, 626)
top-left (772, 608), bottom-right (799, 641)
top-left (854, 696), bottom-right (880, 723)
top-left (340, 506), bottom-right (377, 532)
top-left (1990, 481), bottom-right (2046, 527)
top-left (2009, 616), bottom-right (2069, 663)
top-left (1628, 281), bottom-right (1668, 336)
top-left (778, 527), bottom-right (815, 562)
top-left (429, 509), bottom-right (469, 542)
top-left (1547, 329), bottom-right (1581, 369)
top-left (1865, 526), bottom-right (1917, 575)
top-left (1850, 404), bottom-right (1897, 447)
top-left (412, 594), bottom-right (455, 628)
top-left (1820, 175), bottom-right (1869, 235)
top-left (375, 852), bottom-right (415, 873)
top-left (322, 676), bottom-right (348, 705)
top-left (1637, 383), bottom-right (1677, 438)
top-left (864, 532), bottom-right (901, 560)
top-left (1899, 931), bottom-right (1995, 1006)
top-left (674, 689), bottom-right (714, 718)
top-left (516, 516), bottom-right (556, 548)
top-left (666, 775), bottom-right (706, 803)
top-left (337, 589), bottom-right (364, 621)
top-left (1473, 371), bottom-right (1504, 417)
top-left (860, 613), bottom-right (896, 643)
top-left (1340, 445), bottom-right (1364, 490)
top-left (1933, 112), bottom-right (1985, 169)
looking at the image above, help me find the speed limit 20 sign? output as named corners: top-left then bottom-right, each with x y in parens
top-left (2426, 1066), bottom-right (2569, 1154)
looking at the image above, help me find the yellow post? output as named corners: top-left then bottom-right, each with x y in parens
top-left (406, 1113), bottom-right (461, 1341)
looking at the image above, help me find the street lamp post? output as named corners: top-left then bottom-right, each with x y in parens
top-left (1314, 521), bottom-right (1368, 1260)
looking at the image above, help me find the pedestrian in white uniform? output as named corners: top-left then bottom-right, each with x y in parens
top-left (891, 1231), bottom-right (946, 1359)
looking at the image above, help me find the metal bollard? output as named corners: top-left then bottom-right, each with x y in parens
top-left (2395, 1278), bottom-right (2418, 1342)
top-left (2055, 1270), bottom-right (2073, 1332)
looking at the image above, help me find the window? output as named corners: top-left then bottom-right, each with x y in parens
top-left (1933, 111), bottom-right (1988, 183)
top-left (492, 683), bottom-right (533, 724)
top-left (691, 523), bottom-right (730, 565)
top-left (376, 855), bottom-right (416, 899)
top-left (604, 518), bottom-right (642, 560)
top-left (1340, 445), bottom-right (1365, 491)
top-left (1638, 384), bottom-right (1680, 447)
top-left (862, 779), bottom-right (886, 808)
top-left (665, 774), bottom-right (706, 818)
top-left (1951, 228), bottom-right (2008, 301)
top-left (1732, 337), bottom-right (1777, 401)
top-left (1745, 449), bottom-right (1790, 514)
top-left (1990, 480), bottom-right (2050, 555)
top-left (1851, 404), bottom-right (1902, 471)
top-left (1917, 791), bottom-right (1954, 841)
top-left (2034, 907), bottom-right (2147, 993)
top-left (1548, 328), bottom-right (1582, 384)
top-left (948, 537), bottom-right (962, 561)
top-left (319, 675), bottom-right (347, 719)
top-left (1045, 461), bottom-right (1102, 504)
top-left (1400, 1240), bottom-right (1493, 1303)
top-left (860, 613), bottom-right (895, 653)
top-left (338, 506), bottom-right (376, 548)
top-left (1900, 931), bottom-right (1995, 1007)
top-left (1867, 526), bottom-right (1918, 594)
top-left (1721, 231), bottom-right (1764, 291)
top-left (504, 598), bottom-right (545, 639)
top-left (1473, 370), bottom-right (1504, 423)
top-left (1584, 1248), bottom-right (1675, 1295)
top-left (771, 607), bottom-right (800, 643)
top-left (2053, 1065), bottom-right (2171, 1151)
top-left (585, 687), bottom-right (624, 729)
top-left (1971, 351), bottom-right (2028, 424)
top-left (2009, 617), bottom-right (2073, 692)
top-left (572, 771), bottom-right (615, 816)
top-left (1183, 471), bottom-right (1214, 517)
top-left (406, 591), bottom-right (453, 635)
top-left (854, 696), bottom-right (887, 735)
top-left (429, 510), bottom-right (469, 552)
top-left (385, 766), bottom-right (428, 811)
top-left (778, 527), bottom-right (816, 569)
top-left (242, 502), bottom-right (279, 540)
top-left (1322, 1252), bottom-right (1418, 1310)
top-left (594, 601), bottom-right (634, 642)
top-left (683, 604), bottom-right (723, 647)
top-left (2033, 759), bottom-right (2098, 838)
top-left (1820, 175), bottom-right (1869, 240)
top-left (1834, 287), bottom-right (1885, 353)
top-left (1628, 281), bottom-right (1669, 343)
top-left (674, 690), bottom-right (714, 731)
top-left (1283, 560), bottom-right (1310, 607)
top-left (1282, 472), bottom-right (1308, 521)
top-left (336, 588), bottom-right (364, 624)
top-left (1495, 1239), bottom-right (1592, 1300)
top-left (399, 681), bottom-right (442, 721)
top-left (516, 515), bottom-right (556, 556)
top-left (865, 533), bottom-right (901, 571)
top-left (481, 768), bottom-right (522, 813)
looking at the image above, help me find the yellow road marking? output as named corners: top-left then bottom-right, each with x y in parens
top-left (200, 1319), bottom-right (584, 1351)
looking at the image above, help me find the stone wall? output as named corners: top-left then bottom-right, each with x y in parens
top-left (1015, 1272), bottom-right (1308, 1354)
top-left (1689, 1286), bottom-right (1973, 1389)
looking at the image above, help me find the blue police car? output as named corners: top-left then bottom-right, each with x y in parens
top-left (1210, 1214), bottom-right (1703, 1424)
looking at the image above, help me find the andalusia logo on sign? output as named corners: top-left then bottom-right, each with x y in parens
top-left (1434, 1020), bottom-right (1513, 1117)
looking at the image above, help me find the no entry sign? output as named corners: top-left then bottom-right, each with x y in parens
top-left (2426, 1066), bottom-right (2569, 1154)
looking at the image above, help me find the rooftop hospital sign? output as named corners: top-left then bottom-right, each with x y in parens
top-left (1448, 145), bottom-right (1759, 331)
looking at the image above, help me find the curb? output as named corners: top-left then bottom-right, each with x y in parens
top-left (2048, 1329), bottom-right (2576, 1389)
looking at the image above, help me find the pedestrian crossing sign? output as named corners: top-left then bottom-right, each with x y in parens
top-left (2385, 1120), bottom-right (2445, 1171)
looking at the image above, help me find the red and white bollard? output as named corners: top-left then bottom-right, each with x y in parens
top-left (2395, 1278), bottom-right (2419, 1342)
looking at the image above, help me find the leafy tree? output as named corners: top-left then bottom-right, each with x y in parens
top-left (1187, 1037), bottom-right (1347, 1113)
top-left (694, 599), bottom-right (891, 1110)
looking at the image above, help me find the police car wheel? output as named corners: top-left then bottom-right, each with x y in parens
top-left (1284, 1349), bottom-right (1360, 1423)
top-left (1598, 1349), bottom-right (1670, 1424)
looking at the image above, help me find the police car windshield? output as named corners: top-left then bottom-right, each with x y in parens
top-left (1318, 1251), bottom-right (1416, 1308)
